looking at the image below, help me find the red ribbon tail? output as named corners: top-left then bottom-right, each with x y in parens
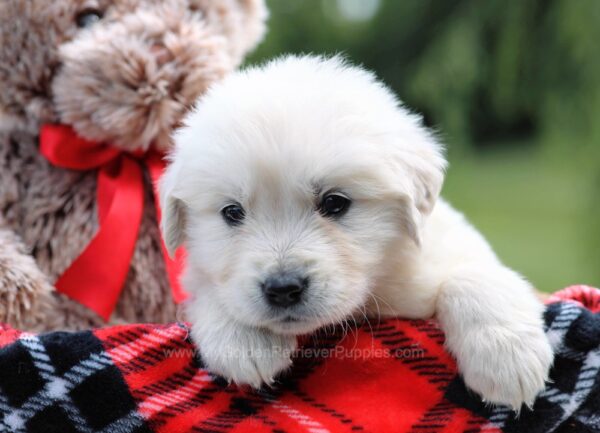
top-left (55, 157), bottom-right (144, 321)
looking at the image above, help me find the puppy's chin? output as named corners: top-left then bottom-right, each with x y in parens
top-left (264, 316), bottom-right (325, 336)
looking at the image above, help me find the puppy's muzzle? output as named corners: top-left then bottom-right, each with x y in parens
top-left (261, 272), bottom-right (309, 308)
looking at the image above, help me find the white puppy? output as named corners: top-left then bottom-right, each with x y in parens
top-left (160, 55), bottom-right (553, 409)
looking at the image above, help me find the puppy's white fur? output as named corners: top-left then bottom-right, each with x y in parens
top-left (160, 55), bottom-right (553, 409)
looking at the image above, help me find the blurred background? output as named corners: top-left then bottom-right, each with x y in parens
top-left (246, 0), bottom-right (600, 291)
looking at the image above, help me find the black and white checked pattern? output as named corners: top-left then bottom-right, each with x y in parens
top-left (445, 300), bottom-right (600, 433)
top-left (1, 298), bottom-right (599, 433)
top-left (0, 331), bottom-right (151, 433)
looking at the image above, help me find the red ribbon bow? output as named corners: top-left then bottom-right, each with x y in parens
top-left (40, 124), bottom-right (187, 321)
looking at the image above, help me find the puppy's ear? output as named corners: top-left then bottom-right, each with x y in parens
top-left (409, 143), bottom-right (446, 217)
top-left (396, 194), bottom-right (424, 247)
top-left (390, 127), bottom-right (447, 246)
top-left (159, 159), bottom-right (187, 257)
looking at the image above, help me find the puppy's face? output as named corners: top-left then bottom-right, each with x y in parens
top-left (161, 56), bottom-right (446, 335)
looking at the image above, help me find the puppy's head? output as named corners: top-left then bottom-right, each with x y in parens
top-left (161, 55), bottom-right (446, 335)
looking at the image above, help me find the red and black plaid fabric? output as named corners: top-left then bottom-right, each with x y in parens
top-left (1, 285), bottom-right (599, 433)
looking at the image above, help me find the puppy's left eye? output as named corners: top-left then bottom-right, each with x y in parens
top-left (318, 193), bottom-right (351, 218)
top-left (221, 203), bottom-right (245, 226)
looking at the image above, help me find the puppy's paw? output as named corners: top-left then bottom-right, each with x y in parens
top-left (457, 325), bottom-right (553, 410)
top-left (197, 325), bottom-right (297, 388)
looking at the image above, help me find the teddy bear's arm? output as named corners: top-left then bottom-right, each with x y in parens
top-left (0, 132), bottom-right (55, 329)
top-left (0, 222), bottom-right (55, 329)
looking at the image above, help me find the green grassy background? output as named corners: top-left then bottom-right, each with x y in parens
top-left (246, 0), bottom-right (600, 291)
top-left (443, 147), bottom-right (597, 291)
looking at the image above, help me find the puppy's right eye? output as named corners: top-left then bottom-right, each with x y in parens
top-left (221, 204), bottom-right (245, 226)
top-left (319, 193), bottom-right (351, 218)
top-left (76, 8), bottom-right (104, 28)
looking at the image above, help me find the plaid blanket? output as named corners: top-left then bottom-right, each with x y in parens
top-left (1, 285), bottom-right (599, 433)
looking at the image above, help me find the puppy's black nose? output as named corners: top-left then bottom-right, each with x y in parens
top-left (262, 274), bottom-right (307, 308)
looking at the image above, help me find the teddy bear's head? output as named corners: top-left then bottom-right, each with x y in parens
top-left (0, 0), bottom-right (267, 151)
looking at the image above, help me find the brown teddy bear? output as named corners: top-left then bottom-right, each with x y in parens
top-left (0, 0), bottom-right (267, 331)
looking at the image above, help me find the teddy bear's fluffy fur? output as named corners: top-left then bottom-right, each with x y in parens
top-left (0, 0), bottom-right (267, 330)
